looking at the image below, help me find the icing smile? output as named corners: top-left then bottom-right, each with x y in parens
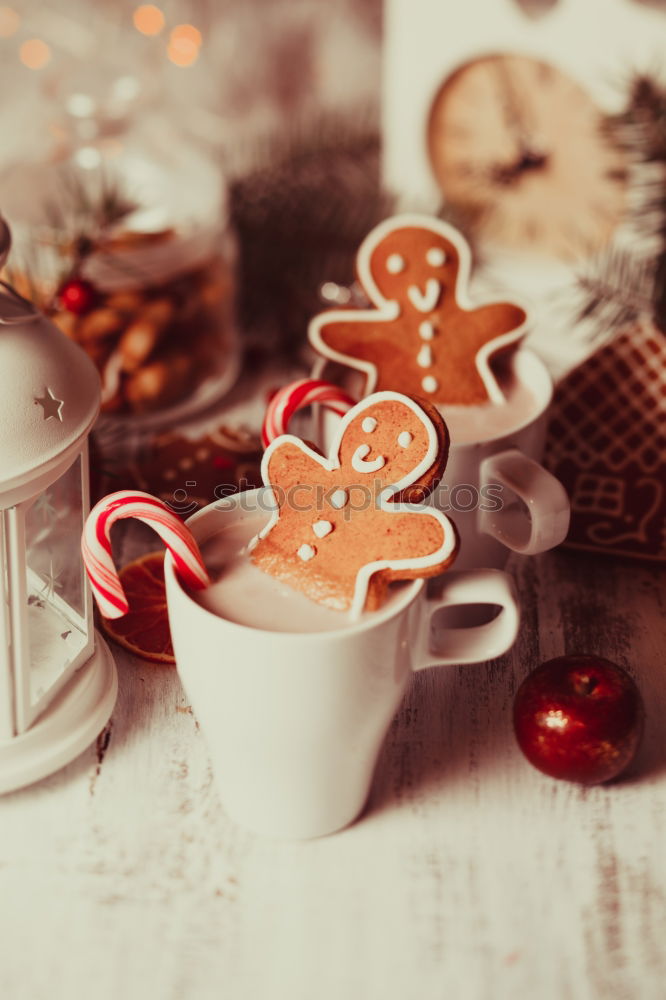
top-left (407, 279), bottom-right (441, 313)
top-left (351, 444), bottom-right (386, 473)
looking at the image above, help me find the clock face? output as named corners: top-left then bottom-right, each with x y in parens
top-left (427, 54), bottom-right (627, 259)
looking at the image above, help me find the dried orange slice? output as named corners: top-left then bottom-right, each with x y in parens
top-left (100, 552), bottom-right (175, 664)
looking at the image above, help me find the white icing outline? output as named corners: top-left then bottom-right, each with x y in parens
top-left (407, 278), bottom-right (441, 313)
top-left (308, 213), bottom-right (530, 405)
top-left (258, 391), bottom-right (457, 618)
top-left (351, 444), bottom-right (386, 474)
top-left (361, 416), bottom-right (377, 432)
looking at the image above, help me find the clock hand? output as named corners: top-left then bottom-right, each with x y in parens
top-left (494, 59), bottom-right (530, 150)
top-left (490, 148), bottom-right (550, 187)
top-left (493, 58), bottom-right (546, 163)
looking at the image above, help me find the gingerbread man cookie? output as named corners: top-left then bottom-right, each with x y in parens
top-left (251, 391), bottom-right (458, 616)
top-left (309, 214), bottom-right (529, 406)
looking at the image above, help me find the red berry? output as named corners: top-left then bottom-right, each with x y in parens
top-left (513, 655), bottom-right (644, 784)
top-left (58, 278), bottom-right (97, 315)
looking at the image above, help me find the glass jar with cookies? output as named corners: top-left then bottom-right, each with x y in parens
top-left (0, 116), bottom-right (239, 427)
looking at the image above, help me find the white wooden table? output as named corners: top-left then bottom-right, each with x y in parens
top-left (1, 541), bottom-right (664, 1000)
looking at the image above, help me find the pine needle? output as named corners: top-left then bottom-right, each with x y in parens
top-left (576, 73), bottom-right (666, 339)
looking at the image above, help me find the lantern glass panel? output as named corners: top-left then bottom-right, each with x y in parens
top-left (23, 455), bottom-right (90, 705)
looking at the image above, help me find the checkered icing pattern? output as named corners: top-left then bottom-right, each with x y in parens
top-left (545, 323), bottom-right (666, 562)
top-left (547, 325), bottom-right (666, 475)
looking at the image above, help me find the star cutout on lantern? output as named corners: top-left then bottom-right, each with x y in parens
top-left (34, 388), bottom-right (64, 422)
top-left (39, 555), bottom-right (64, 601)
top-left (33, 492), bottom-right (57, 525)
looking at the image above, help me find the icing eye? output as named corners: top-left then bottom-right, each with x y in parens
top-left (398, 431), bottom-right (413, 448)
top-left (426, 247), bottom-right (446, 267)
top-left (361, 417), bottom-right (377, 433)
top-left (386, 253), bottom-right (405, 274)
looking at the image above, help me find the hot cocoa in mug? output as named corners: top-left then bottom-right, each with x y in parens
top-left (165, 490), bottom-right (520, 838)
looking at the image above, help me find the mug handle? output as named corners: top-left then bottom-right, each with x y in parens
top-left (413, 569), bottom-right (520, 670)
top-left (478, 448), bottom-right (570, 556)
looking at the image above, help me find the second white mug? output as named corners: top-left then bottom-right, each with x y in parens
top-left (314, 349), bottom-right (570, 570)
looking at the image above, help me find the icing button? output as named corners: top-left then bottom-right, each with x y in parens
top-left (330, 488), bottom-right (348, 509)
top-left (297, 543), bottom-right (316, 562)
top-left (417, 344), bottom-right (433, 368)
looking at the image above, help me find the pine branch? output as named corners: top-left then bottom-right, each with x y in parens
top-left (604, 75), bottom-right (666, 163)
top-left (43, 165), bottom-right (137, 255)
top-left (576, 73), bottom-right (666, 338)
top-left (3, 165), bottom-right (143, 308)
top-left (604, 73), bottom-right (666, 245)
top-left (576, 249), bottom-right (656, 337)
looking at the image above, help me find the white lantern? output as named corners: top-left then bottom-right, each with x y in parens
top-left (0, 217), bottom-right (117, 793)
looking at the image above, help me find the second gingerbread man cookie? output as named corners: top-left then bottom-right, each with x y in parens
top-left (251, 391), bottom-right (458, 616)
top-left (309, 214), bottom-right (529, 406)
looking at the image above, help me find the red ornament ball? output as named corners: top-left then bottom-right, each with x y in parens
top-left (513, 655), bottom-right (644, 785)
top-left (58, 278), bottom-right (97, 315)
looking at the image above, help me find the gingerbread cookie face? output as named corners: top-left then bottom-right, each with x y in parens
top-left (251, 391), bottom-right (458, 616)
top-left (363, 223), bottom-right (462, 306)
top-left (335, 394), bottom-right (449, 502)
top-left (309, 214), bottom-right (529, 406)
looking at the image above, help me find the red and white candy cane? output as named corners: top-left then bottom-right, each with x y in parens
top-left (82, 491), bottom-right (210, 619)
top-left (262, 379), bottom-right (355, 448)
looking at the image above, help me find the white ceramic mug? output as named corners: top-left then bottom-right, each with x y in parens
top-left (164, 489), bottom-right (520, 839)
top-left (315, 349), bottom-right (570, 571)
top-left (435, 349), bottom-right (570, 570)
